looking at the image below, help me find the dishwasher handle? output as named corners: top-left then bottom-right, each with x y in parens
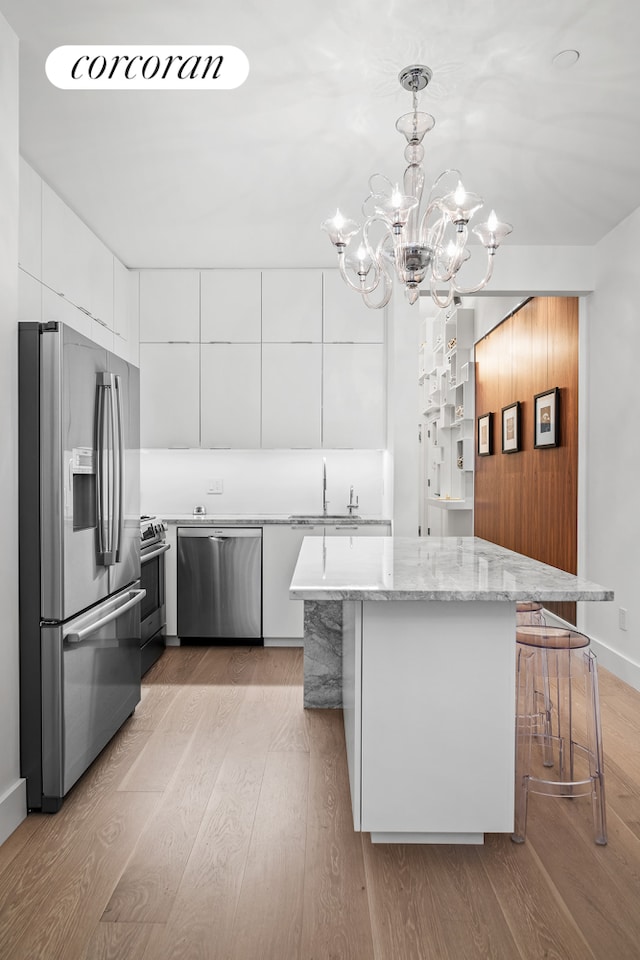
top-left (177, 527), bottom-right (262, 539)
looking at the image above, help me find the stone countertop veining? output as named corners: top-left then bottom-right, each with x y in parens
top-left (162, 515), bottom-right (391, 526)
top-left (289, 536), bottom-right (614, 602)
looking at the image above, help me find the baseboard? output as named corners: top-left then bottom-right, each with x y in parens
top-left (263, 638), bottom-right (304, 648)
top-left (0, 778), bottom-right (27, 847)
top-left (545, 609), bottom-right (640, 692)
top-left (165, 635), bottom-right (181, 647)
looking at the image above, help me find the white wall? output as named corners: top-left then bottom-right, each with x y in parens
top-left (0, 13), bottom-right (25, 842)
top-left (141, 448), bottom-right (386, 518)
top-left (581, 207), bottom-right (640, 688)
top-left (386, 289), bottom-right (420, 536)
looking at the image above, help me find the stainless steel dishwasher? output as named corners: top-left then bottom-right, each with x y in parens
top-left (177, 527), bottom-right (262, 641)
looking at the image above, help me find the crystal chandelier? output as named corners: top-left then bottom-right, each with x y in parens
top-left (321, 65), bottom-right (512, 310)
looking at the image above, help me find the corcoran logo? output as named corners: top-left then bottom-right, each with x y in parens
top-left (45, 45), bottom-right (249, 90)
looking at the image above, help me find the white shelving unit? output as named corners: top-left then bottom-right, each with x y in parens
top-left (419, 304), bottom-right (475, 536)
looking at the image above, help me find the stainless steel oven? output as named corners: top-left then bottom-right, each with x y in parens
top-left (140, 516), bottom-right (170, 675)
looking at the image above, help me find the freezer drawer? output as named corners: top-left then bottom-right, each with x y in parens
top-left (39, 584), bottom-right (145, 810)
top-left (177, 527), bottom-right (262, 640)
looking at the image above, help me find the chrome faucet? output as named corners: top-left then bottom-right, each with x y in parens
top-left (322, 458), bottom-right (329, 515)
top-left (347, 485), bottom-right (359, 516)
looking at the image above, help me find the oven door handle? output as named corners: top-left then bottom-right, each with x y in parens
top-left (140, 542), bottom-right (171, 563)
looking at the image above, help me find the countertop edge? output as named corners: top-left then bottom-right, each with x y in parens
top-left (290, 589), bottom-right (615, 602)
top-left (162, 516), bottom-right (392, 526)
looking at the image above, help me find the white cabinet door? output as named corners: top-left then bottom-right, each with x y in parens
top-left (200, 269), bottom-right (261, 342)
top-left (261, 269), bottom-right (322, 342)
top-left (201, 343), bottom-right (261, 448)
top-left (164, 525), bottom-right (178, 636)
top-left (42, 183), bottom-right (114, 327)
top-left (19, 158), bottom-right (42, 279)
top-left (323, 270), bottom-right (384, 343)
top-left (322, 343), bottom-right (386, 448)
top-left (262, 525), bottom-right (324, 640)
top-left (18, 268), bottom-right (42, 325)
top-left (42, 284), bottom-right (95, 342)
top-left (139, 269), bottom-right (200, 342)
top-left (262, 343), bottom-right (322, 448)
top-left (113, 257), bottom-right (130, 351)
top-left (140, 343), bottom-right (200, 448)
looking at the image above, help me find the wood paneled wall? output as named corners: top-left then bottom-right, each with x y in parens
top-left (474, 297), bottom-right (579, 623)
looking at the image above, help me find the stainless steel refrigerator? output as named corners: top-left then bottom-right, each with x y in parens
top-left (19, 321), bottom-right (143, 812)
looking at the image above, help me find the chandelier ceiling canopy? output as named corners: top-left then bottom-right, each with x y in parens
top-left (322, 65), bottom-right (512, 310)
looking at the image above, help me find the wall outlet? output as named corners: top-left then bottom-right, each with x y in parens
top-left (207, 478), bottom-right (224, 495)
top-left (619, 607), bottom-right (628, 631)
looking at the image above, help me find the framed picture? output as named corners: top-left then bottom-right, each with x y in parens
top-left (477, 412), bottom-right (493, 456)
top-left (501, 401), bottom-right (521, 453)
top-left (534, 387), bottom-right (560, 448)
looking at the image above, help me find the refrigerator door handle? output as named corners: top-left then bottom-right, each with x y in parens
top-left (97, 372), bottom-right (117, 565)
top-left (65, 589), bottom-right (146, 644)
top-left (113, 375), bottom-right (125, 561)
top-left (95, 379), bottom-right (107, 559)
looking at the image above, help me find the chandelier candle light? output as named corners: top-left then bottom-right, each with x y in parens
top-left (322, 65), bottom-right (512, 309)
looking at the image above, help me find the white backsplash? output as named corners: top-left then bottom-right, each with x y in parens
top-left (141, 449), bottom-right (388, 518)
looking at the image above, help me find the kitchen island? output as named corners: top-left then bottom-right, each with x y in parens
top-left (290, 536), bottom-right (613, 845)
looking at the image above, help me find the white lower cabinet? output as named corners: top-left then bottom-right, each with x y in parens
top-left (140, 343), bottom-right (200, 448)
top-left (165, 525), bottom-right (178, 635)
top-left (201, 343), bottom-right (261, 448)
top-left (262, 343), bottom-right (322, 448)
top-left (323, 523), bottom-right (390, 537)
top-left (262, 523), bottom-right (391, 642)
top-left (262, 525), bottom-right (325, 640)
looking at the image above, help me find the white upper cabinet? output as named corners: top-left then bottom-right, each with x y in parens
top-left (18, 158), bottom-right (42, 279)
top-left (200, 269), bottom-right (261, 342)
top-left (18, 268), bottom-right (42, 325)
top-left (113, 257), bottom-right (130, 344)
top-left (262, 343), bottom-right (322, 447)
top-left (201, 343), bottom-right (261, 448)
top-left (139, 343), bottom-right (200, 448)
top-left (322, 270), bottom-right (384, 343)
top-left (261, 269), bottom-right (322, 342)
top-left (113, 260), bottom-right (140, 365)
top-left (42, 183), bottom-right (114, 328)
top-left (139, 269), bottom-right (200, 342)
top-left (323, 343), bottom-right (386, 448)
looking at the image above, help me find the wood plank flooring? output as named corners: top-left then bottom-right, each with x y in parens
top-left (1, 644), bottom-right (640, 959)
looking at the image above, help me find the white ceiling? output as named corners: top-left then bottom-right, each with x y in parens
top-left (2, 0), bottom-right (639, 269)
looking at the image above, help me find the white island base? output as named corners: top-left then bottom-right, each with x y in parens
top-left (290, 535), bottom-right (613, 845)
top-left (342, 599), bottom-right (516, 844)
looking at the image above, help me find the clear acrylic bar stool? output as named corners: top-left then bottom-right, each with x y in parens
top-left (512, 625), bottom-right (607, 845)
top-left (516, 601), bottom-right (545, 626)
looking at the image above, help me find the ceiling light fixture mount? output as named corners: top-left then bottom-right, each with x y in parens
top-left (322, 64), bottom-right (512, 309)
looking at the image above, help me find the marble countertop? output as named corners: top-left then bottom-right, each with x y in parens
top-left (163, 515), bottom-right (391, 526)
top-left (289, 536), bottom-right (614, 602)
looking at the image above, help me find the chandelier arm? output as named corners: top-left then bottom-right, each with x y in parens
top-left (429, 279), bottom-right (455, 310)
top-left (337, 253), bottom-right (381, 296)
top-left (451, 252), bottom-right (495, 296)
top-left (425, 168), bottom-right (462, 208)
top-left (362, 274), bottom-right (393, 310)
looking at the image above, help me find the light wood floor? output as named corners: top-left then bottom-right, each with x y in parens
top-left (1, 644), bottom-right (640, 960)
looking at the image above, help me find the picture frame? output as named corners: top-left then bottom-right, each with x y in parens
top-left (477, 412), bottom-right (493, 457)
top-left (534, 387), bottom-right (560, 448)
top-left (501, 401), bottom-right (521, 454)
